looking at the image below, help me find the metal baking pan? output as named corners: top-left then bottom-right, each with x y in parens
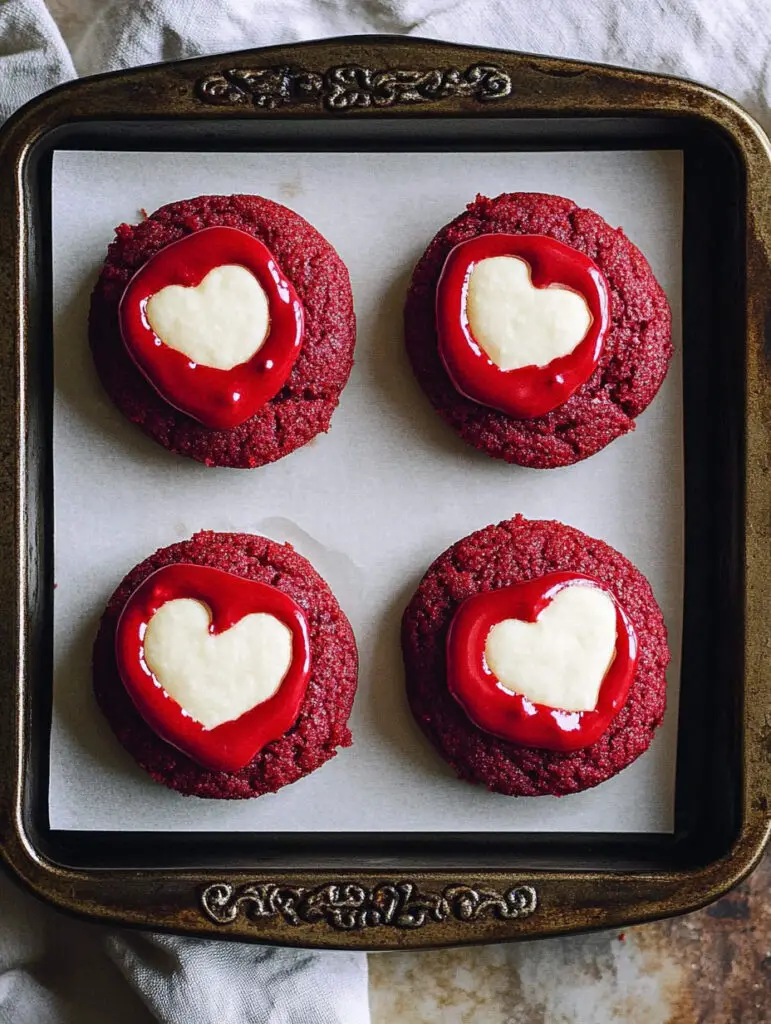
top-left (0, 35), bottom-right (769, 949)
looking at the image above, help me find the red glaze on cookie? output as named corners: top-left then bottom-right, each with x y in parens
top-left (119, 226), bottom-right (304, 429)
top-left (446, 572), bottom-right (637, 752)
top-left (115, 563), bottom-right (311, 772)
top-left (436, 234), bottom-right (610, 419)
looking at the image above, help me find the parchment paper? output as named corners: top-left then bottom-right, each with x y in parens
top-left (50, 149), bottom-right (683, 832)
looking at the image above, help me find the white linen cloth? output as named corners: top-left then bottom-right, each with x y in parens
top-left (1, 0), bottom-right (771, 1021)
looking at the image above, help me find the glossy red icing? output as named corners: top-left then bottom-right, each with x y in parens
top-left (119, 226), bottom-right (304, 429)
top-left (446, 572), bottom-right (638, 752)
top-left (436, 233), bottom-right (610, 419)
top-left (115, 563), bottom-right (311, 771)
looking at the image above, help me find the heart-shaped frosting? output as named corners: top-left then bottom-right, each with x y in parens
top-left (116, 563), bottom-right (311, 771)
top-left (446, 572), bottom-right (637, 751)
top-left (145, 265), bottom-right (270, 371)
top-left (436, 234), bottom-right (610, 419)
top-left (143, 599), bottom-right (293, 731)
top-left (466, 256), bottom-right (592, 371)
top-left (484, 584), bottom-right (616, 712)
top-left (119, 226), bottom-right (304, 429)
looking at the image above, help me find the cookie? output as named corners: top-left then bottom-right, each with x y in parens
top-left (404, 192), bottom-right (672, 468)
top-left (401, 515), bottom-right (670, 796)
top-left (94, 531), bottom-right (358, 799)
top-left (89, 195), bottom-right (356, 468)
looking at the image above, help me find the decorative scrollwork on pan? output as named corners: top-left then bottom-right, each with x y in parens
top-left (195, 63), bottom-right (512, 111)
top-left (200, 880), bottom-right (537, 930)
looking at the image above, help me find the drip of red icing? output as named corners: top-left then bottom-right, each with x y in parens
top-left (436, 233), bottom-right (610, 419)
top-left (115, 563), bottom-right (311, 771)
top-left (446, 572), bottom-right (638, 751)
top-left (119, 226), bottom-right (304, 429)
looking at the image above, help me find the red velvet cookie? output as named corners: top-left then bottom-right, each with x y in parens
top-left (93, 531), bottom-right (358, 799)
top-left (405, 193), bottom-right (672, 468)
top-left (401, 515), bottom-right (670, 796)
top-left (89, 195), bottom-right (356, 468)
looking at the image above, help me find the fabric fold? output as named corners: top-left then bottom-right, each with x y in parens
top-left (106, 932), bottom-right (368, 1024)
top-left (0, 0), bottom-right (75, 122)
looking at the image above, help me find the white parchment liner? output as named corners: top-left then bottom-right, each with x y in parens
top-left (50, 150), bottom-right (683, 832)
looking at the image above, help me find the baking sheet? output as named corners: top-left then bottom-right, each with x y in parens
top-left (50, 149), bottom-right (683, 832)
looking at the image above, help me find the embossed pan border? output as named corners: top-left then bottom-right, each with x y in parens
top-left (0, 36), bottom-right (770, 949)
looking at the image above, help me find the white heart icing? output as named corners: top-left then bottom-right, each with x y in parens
top-left (466, 256), bottom-right (591, 370)
top-left (484, 584), bottom-right (616, 712)
top-left (145, 264), bottom-right (270, 370)
top-left (143, 598), bottom-right (292, 730)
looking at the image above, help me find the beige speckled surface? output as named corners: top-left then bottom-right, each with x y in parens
top-left (368, 853), bottom-right (771, 1023)
top-left (40, 5), bottom-right (771, 1019)
top-left (369, 932), bottom-right (681, 1024)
